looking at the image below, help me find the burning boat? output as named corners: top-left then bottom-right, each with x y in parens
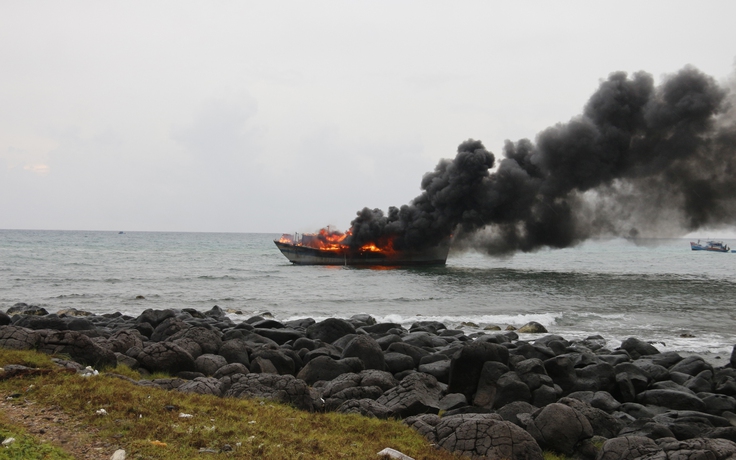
top-left (274, 229), bottom-right (450, 266)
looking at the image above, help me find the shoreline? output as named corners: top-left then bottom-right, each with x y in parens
top-left (3, 303), bottom-right (736, 458)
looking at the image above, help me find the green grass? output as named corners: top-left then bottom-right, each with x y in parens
top-left (0, 416), bottom-right (75, 460)
top-left (1, 349), bottom-right (458, 460)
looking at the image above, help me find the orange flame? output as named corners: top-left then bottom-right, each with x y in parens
top-left (281, 227), bottom-right (397, 255)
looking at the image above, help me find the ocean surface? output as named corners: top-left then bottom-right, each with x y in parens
top-left (2, 230), bottom-right (736, 360)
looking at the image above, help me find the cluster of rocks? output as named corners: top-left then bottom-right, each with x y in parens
top-left (3, 303), bottom-right (736, 459)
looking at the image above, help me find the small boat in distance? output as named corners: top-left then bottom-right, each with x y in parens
top-left (690, 239), bottom-right (730, 252)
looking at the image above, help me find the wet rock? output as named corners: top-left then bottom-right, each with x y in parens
top-left (619, 337), bottom-right (660, 359)
top-left (439, 393), bottom-right (468, 411)
top-left (417, 359), bottom-right (450, 384)
top-left (494, 372), bottom-right (532, 409)
top-left (517, 322), bottom-right (548, 334)
top-left (670, 356), bottom-right (713, 377)
top-left (0, 311), bottom-right (10, 326)
top-left (386, 342), bottom-right (429, 367)
top-left (496, 400), bottom-right (537, 427)
top-left (559, 397), bottom-right (625, 439)
top-left (13, 314), bottom-right (68, 330)
top-left (251, 348), bottom-right (296, 375)
top-left (253, 328), bottom-right (304, 345)
top-left (150, 317), bottom-right (190, 342)
top-left (525, 402), bottom-right (593, 455)
top-left (473, 361), bottom-right (510, 409)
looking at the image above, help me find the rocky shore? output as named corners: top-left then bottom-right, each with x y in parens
top-left (3, 303), bottom-right (736, 460)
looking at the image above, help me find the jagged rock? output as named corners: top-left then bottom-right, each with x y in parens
top-left (37, 330), bottom-right (117, 367)
top-left (194, 354), bottom-right (228, 376)
top-left (434, 413), bottom-right (544, 460)
top-left (136, 342), bottom-right (196, 374)
top-left (377, 372), bottom-right (442, 418)
top-left (525, 402), bottom-right (593, 455)
top-left (306, 318), bottom-right (356, 344)
top-left (177, 377), bottom-right (225, 396)
top-left (341, 335), bottom-right (385, 370)
top-left (448, 341), bottom-right (510, 399)
top-left (296, 356), bottom-right (364, 385)
top-left (0, 325), bottom-right (41, 350)
top-left (337, 398), bottom-right (391, 418)
top-left (224, 373), bottom-right (320, 411)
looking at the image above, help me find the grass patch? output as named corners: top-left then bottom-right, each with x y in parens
top-left (0, 348), bottom-right (458, 459)
top-left (0, 414), bottom-right (75, 460)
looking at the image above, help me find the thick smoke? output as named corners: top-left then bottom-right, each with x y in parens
top-left (345, 65), bottom-right (736, 255)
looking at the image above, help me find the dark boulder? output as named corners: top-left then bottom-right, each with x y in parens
top-left (0, 311), bottom-right (10, 326)
top-left (150, 317), bottom-right (190, 342)
top-left (619, 337), bottom-right (660, 359)
top-left (525, 403), bottom-right (593, 455)
top-left (136, 342), bottom-right (196, 374)
top-left (37, 330), bottom-right (116, 368)
top-left (306, 318), bottom-right (356, 344)
top-left (0, 325), bottom-right (41, 350)
top-left (218, 339), bottom-right (251, 366)
top-left (13, 314), bottom-right (67, 330)
top-left (637, 389), bottom-right (706, 412)
top-left (618, 419), bottom-right (675, 440)
top-left (494, 372), bottom-right (532, 409)
top-left (670, 356), bottom-right (713, 377)
top-left (376, 372), bottom-right (442, 418)
top-left (496, 401), bottom-right (537, 427)
top-left (386, 342), bottom-right (429, 367)
top-left (7, 303), bottom-right (48, 316)
top-left (194, 354), bottom-right (228, 376)
top-left (251, 348), bottom-right (296, 376)
top-left (253, 328), bottom-right (304, 345)
top-left (225, 373), bottom-right (321, 411)
top-left (177, 377), bottom-right (225, 396)
top-left (596, 436), bottom-right (662, 460)
top-left (559, 397), bottom-right (625, 439)
top-left (447, 341), bottom-right (509, 399)
top-left (434, 414), bottom-right (544, 460)
top-left (168, 327), bottom-right (222, 354)
top-left (517, 321), bottom-right (548, 334)
top-left (472, 361), bottom-right (510, 409)
top-left (296, 356), bottom-right (364, 385)
top-left (418, 359), bottom-right (451, 384)
top-left (341, 335), bottom-right (385, 371)
top-left (135, 308), bottom-right (176, 328)
top-left (384, 352), bottom-right (415, 374)
top-left (213, 363), bottom-right (249, 379)
top-left (336, 399), bottom-right (390, 418)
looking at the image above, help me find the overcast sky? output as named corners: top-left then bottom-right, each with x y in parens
top-left (1, 1), bottom-right (735, 234)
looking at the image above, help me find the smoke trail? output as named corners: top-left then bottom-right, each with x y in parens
top-left (346, 65), bottom-right (736, 255)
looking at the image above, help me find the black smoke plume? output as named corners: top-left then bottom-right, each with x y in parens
top-left (345, 65), bottom-right (736, 255)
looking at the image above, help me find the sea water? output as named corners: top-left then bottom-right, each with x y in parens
top-left (2, 230), bottom-right (735, 359)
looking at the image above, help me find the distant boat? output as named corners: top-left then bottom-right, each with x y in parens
top-left (690, 239), bottom-right (730, 252)
top-left (118, 231), bottom-right (125, 234)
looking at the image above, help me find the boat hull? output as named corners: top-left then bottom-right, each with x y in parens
top-left (274, 241), bottom-right (449, 266)
top-left (690, 241), bottom-right (730, 252)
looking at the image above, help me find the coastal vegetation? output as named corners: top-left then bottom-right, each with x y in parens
top-left (0, 348), bottom-right (459, 459)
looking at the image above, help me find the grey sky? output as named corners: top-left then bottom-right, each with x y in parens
top-left (1, 1), bottom-right (735, 233)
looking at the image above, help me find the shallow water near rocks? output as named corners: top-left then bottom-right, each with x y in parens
top-left (2, 230), bottom-right (735, 361)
